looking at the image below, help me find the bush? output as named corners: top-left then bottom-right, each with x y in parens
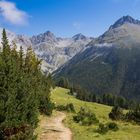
top-left (66, 103), bottom-right (75, 112)
top-left (40, 101), bottom-right (55, 116)
top-left (125, 105), bottom-right (140, 124)
top-left (73, 107), bottom-right (99, 126)
top-left (97, 122), bottom-right (119, 134)
top-left (56, 103), bottom-right (75, 112)
top-left (107, 122), bottom-right (119, 131)
top-left (97, 123), bottom-right (109, 134)
top-left (109, 106), bottom-right (124, 120)
top-left (56, 105), bottom-right (66, 111)
top-left (0, 125), bottom-right (36, 140)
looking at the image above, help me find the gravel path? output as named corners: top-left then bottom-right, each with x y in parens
top-left (38, 111), bottom-right (72, 140)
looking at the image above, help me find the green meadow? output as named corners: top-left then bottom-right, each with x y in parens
top-left (51, 87), bottom-right (140, 140)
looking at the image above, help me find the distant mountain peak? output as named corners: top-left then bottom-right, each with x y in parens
top-left (44, 31), bottom-right (55, 38)
top-left (72, 33), bottom-right (87, 41)
top-left (109, 15), bottom-right (140, 29)
top-left (31, 30), bottom-right (57, 44)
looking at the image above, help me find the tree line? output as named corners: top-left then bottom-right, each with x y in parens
top-left (109, 105), bottom-right (140, 125)
top-left (56, 77), bottom-right (137, 109)
top-left (0, 29), bottom-right (54, 140)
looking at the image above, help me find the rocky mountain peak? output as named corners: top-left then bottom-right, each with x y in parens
top-left (109, 15), bottom-right (140, 30)
top-left (72, 33), bottom-right (87, 41)
top-left (31, 30), bottom-right (57, 45)
top-left (44, 31), bottom-right (56, 38)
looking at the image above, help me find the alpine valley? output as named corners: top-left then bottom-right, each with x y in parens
top-left (2, 15), bottom-right (140, 102)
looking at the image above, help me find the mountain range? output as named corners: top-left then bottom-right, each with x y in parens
top-left (0, 29), bottom-right (92, 73)
top-left (1, 15), bottom-right (140, 101)
top-left (54, 15), bottom-right (140, 101)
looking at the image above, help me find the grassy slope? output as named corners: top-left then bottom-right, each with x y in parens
top-left (51, 87), bottom-right (140, 140)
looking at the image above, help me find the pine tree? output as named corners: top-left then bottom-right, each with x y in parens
top-left (0, 29), bottom-right (54, 139)
top-left (1, 29), bottom-right (10, 57)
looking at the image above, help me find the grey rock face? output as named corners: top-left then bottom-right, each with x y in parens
top-left (0, 28), bottom-right (92, 73)
top-left (109, 15), bottom-right (140, 30)
top-left (30, 32), bottom-right (92, 73)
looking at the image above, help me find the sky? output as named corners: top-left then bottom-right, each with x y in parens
top-left (0, 0), bottom-right (140, 37)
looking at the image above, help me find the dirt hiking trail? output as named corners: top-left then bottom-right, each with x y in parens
top-left (37, 111), bottom-right (72, 140)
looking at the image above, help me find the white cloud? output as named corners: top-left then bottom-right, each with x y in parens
top-left (73, 22), bottom-right (82, 30)
top-left (0, 0), bottom-right (28, 25)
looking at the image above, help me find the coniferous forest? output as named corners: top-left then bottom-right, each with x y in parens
top-left (0, 29), bottom-right (54, 140)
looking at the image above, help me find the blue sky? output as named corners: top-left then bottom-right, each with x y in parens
top-left (0, 0), bottom-right (140, 37)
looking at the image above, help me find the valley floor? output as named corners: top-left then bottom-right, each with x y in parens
top-left (51, 87), bottom-right (140, 140)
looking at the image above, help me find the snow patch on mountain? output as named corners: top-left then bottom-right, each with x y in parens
top-left (95, 43), bottom-right (113, 48)
top-left (90, 53), bottom-right (103, 62)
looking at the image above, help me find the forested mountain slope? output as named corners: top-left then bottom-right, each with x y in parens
top-left (54, 16), bottom-right (140, 102)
